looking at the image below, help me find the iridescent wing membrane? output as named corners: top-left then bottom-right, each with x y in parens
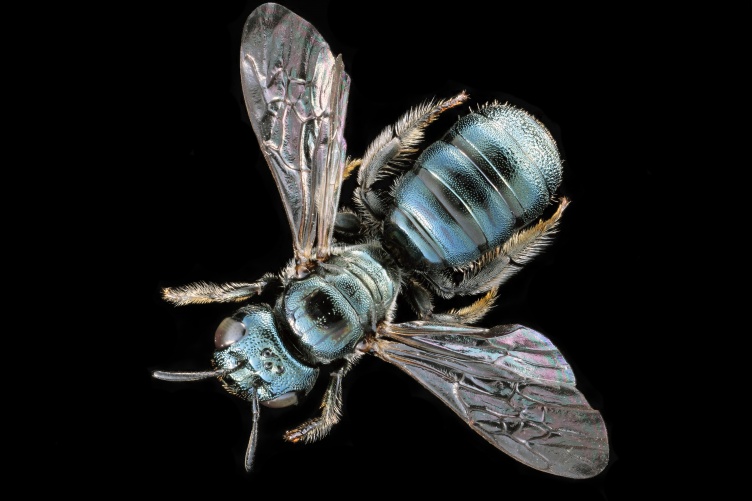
top-left (373, 322), bottom-right (609, 479)
top-left (240, 3), bottom-right (350, 264)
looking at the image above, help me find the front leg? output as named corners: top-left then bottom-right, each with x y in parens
top-left (283, 355), bottom-right (360, 443)
top-left (162, 272), bottom-right (278, 306)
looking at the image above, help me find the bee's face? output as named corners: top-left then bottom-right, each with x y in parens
top-left (212, 304), bottom-right (319, 407)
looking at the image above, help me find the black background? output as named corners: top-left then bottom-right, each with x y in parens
top-left (44, 1), bottom-right (748, 498)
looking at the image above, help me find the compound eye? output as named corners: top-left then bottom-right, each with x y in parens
top-left (214, 318), bottom-right (246, 349)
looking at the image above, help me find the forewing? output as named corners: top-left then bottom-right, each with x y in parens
top-left (373, 321), bottom-right (609, 479)
top-left (313, 54), bottom-right (349, 259)
top-left (240, 3), bottom-right (350, 262)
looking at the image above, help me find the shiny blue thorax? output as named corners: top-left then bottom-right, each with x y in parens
top-left (281, 244), bottom-right (400, 364)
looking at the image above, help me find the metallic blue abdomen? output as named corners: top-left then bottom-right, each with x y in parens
top-left (384, 104), bottom-right (562, 277)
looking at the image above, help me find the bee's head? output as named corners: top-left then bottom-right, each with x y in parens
top-left (152, 304), bottom-right (318, 408)
top-left (153, 303), bottom-right (318, 472)
top-left (211, 304), bottom-right (319, 407)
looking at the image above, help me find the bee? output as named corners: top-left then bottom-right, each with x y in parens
top-left (153, 2), bottom-right (609, 479)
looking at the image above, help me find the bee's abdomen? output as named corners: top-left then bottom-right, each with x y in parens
top-left (384, 104), bottom-right (562, 272)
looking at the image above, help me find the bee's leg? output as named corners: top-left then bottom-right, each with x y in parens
top-left (354, 92), bottom-right (468, 228)
top-left (403, 277), bottom-right (435, 319)
top-left (333, 208), bottom-right (365, 243)
top-left (161, 272), bottom-right (279, 306)
top-left (432, 199), bottom-right (569, 297)
top-left (282, 354), bottom-right (361, 444)
top-left (342, 157), bottom-right (361, 181)
top-left (431, 287), bottom-right (498, 324)
top-left (332, 159), bottom-right (365, 242)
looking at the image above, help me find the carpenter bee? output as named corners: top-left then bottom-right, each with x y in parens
top-left (153, 2), bottom-right (609, 479)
